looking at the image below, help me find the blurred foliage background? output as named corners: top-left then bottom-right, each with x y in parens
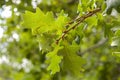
top-left (0, 0), bottom-right (120, 80)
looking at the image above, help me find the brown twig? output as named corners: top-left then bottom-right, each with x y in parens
top-left (56, 8), bottom-right (101, 44)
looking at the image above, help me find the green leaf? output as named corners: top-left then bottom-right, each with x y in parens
top-left (55, 10), bottom-right (70, 35)
top-left (78, 0), bottom-right (96, 14)
top-left (46, 45), bottom-right (64, 74)
top-left (61, 44), bottom-right (86, 76)
top-left (22, 7), bottom-right (45, 28)
top-left (22, 7), bottom-right (56, 35)
top-left (77, 4), bottom-right (83, 13)
top-left (22, 7), bottom-right (69, 35)
top-left (85, 16), bottom-right (98, 27)
top-left (104, 24), bottom-right (113, 38)
top-left (115, 30), bottom-right (120, 36)
top-left (38, 35), bottom-right (52, 51)
top-left (112, 52), bottom-right (120, 57)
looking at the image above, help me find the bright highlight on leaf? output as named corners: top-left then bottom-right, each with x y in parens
top-left (22, 7), bottom-right (55, 34)
top-left (22, 7), bottom-right (69, 35)
top-left (46, 46), bottom-right (64, 74)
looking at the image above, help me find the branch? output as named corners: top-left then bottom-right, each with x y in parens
top-left (78, 38), bottom-right (108, 56)
top-left (56, 8), bottom-right (101, 44)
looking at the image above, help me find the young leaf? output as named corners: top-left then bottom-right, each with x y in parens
top-left (22, 7), bottom-right (56, 35)
top-left (22, 7), bottom-right (45, 28)
top-left (22, 7), bottom-right (69, 36)
top-left (46, 46), bottom-right (64, 74)
top-left (55, 10), bottom-right (70, 35)
top-left (85, 16), bottom-right (98, 27)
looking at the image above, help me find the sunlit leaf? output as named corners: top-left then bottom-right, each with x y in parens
top-left (46, 46), bottom-right (64, 74)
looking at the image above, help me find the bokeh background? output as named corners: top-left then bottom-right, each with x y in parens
top-left (0, 0), bottom-right (120, 80)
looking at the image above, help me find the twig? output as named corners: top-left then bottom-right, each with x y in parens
top-left (78, 38), bottom-right (108, 56)
top-left (56, 8), bottom-right (101, 44)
